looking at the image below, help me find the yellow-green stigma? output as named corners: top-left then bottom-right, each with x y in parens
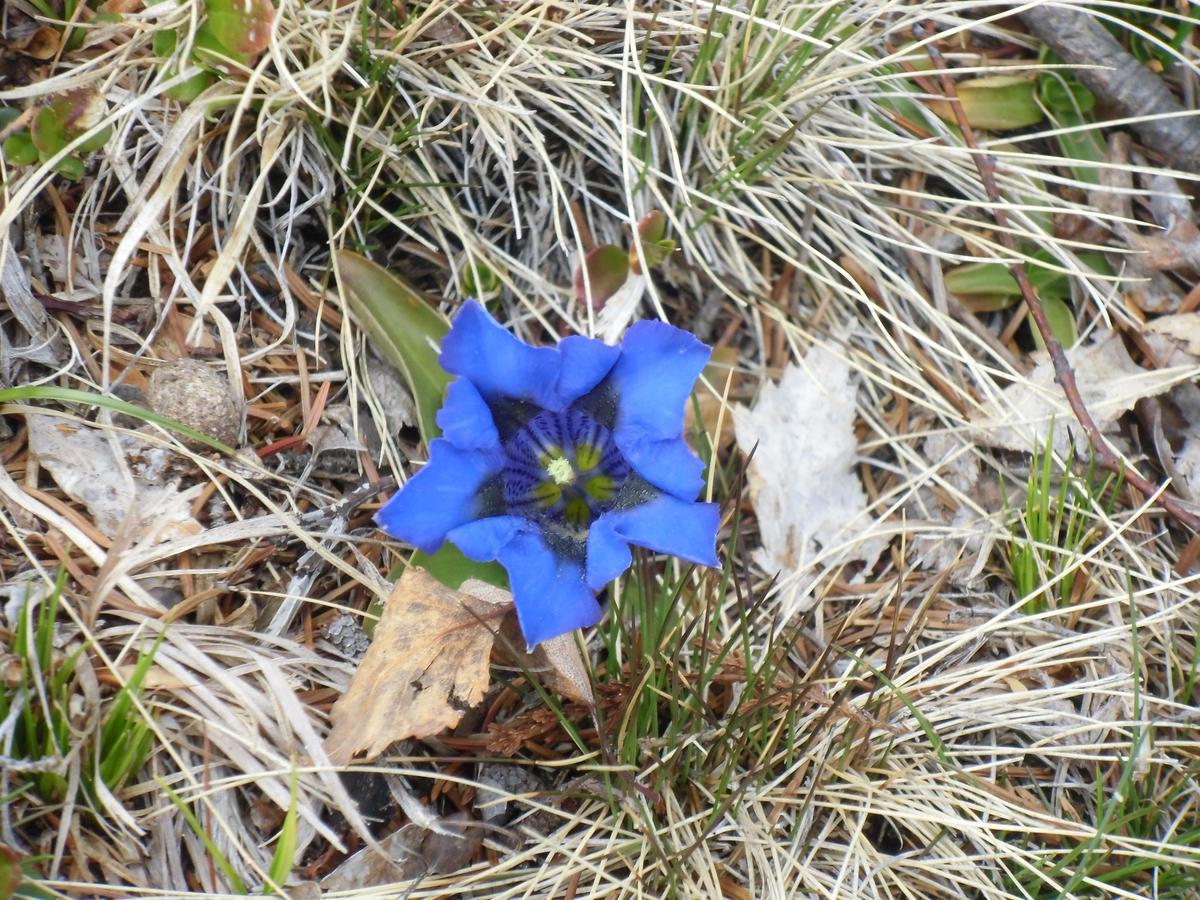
top-left (545, 455), bottom-right (576, 486)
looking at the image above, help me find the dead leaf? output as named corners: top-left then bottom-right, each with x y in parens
top-left (14, 26), bottom-right (60, 59)
top-left (1146, 313), bottom-right (1200, 356)
top-left (324, 569), bottom-right (511, 764)
top-left (733, 346), bottom-right (886, 591)
top-left (531, 632), bottom-right (593, 704)
top-left (320, 814), bottom-right (481, 890)
top-left (970, 332), bottom-right (1187, 457)
top-left (26, 414), bottom-right (202, 542)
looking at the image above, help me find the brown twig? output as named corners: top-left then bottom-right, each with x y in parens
top-left (918, 24), bottom-right (1200, 533)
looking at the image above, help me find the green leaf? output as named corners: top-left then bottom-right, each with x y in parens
top-left (52, 155), bottom-right (85, 181)
top-left (412, 544), bottom-right (508, 591)
top-left (460, 260), bottom-right (502, 302)
top-left (30, 107), bottom-right (67, 158)
top-left (574, 244), bottom-right (629, 308)
top-left (335, 251), bottom-right (451, 446)
top-left (264, 765), bottom-right (299, 892)
top-left (631, 211), bottom-right (674, 273)
top-left (193, 21), bottom-right (251, 70)
top-left (930, 75), bottom-right (1044, 131)
top-left (166, 70), bottom-right (216, 103)
top-left (160, 781), bottom-right (248, 894)
top-left (205, 0), bottom-right (273, 57)
top-left (636, 210), bottom-right (667, 244)
top-left (3, 132), bottom-right (38, 167)
top-left (1033, 295), bottom-right (1078, 351)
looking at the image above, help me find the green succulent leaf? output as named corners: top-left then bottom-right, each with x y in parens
top-left (1034, 295), bottom-right (1078, 351)
top-left (3, 132), bottom-right (38, 166)
top-left (52, 155), bottom-right (85, 180)
top-left (205, 0), bottom-right (274, 57)
top-left (30, 107), bottom-right (68, 158)
top-left (335, 250), bottom-right (451, 446)
top-left (574, 244), bottom-right (629, 307)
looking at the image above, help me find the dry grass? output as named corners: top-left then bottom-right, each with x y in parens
top-left (2, 0), bottom-right (1199, 896)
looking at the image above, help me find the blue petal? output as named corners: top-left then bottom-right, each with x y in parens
top-left (447, 517), bottom-right (602, 649)
top-left (586, 492), bottom-right (719, 589)
top-left (556, 335), bottom-right (620, 406)
top-left (607, 321), bottom-right (711, 499)
top-left (440, 301), bottom-right (564, 410)
top-left (436, 378), bottom-right (500, 451)
top-left (500, 533), bottom-right (602, 649)
top-left (615, 436), bottom-right (705, 501)
top-left (374, 439), bottom-right (504, 553)
top-left (447, 515), bottom-right (525, 561)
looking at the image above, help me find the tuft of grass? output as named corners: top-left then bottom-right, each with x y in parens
top-left (1, 569), bottom-right (160, 811)
top-left (1007, 424), bottom-right (1120, 613)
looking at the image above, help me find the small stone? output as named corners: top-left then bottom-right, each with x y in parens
top-left (147, 360), bottom-right (239, 447)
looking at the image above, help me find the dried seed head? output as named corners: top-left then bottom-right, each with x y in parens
top-left (148, 359), bottom-right (239, 447)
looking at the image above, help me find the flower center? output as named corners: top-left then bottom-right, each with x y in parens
top-left (544, 455), bottom-right (575, 486)
top-left (502, 409), bottom-right (629, 538)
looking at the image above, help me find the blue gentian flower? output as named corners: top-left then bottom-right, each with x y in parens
top-left (375, 300), bottom-right (721, 649)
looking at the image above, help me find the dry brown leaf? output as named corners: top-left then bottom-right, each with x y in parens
top-left (970, 333), bottom-right (1186, 456)
top-left (531, 632), bottom-right (593, 704)
top-left (325, 569), bottom-right (511, 764)
top-left (1146, 312), bottom-right (1200, 356)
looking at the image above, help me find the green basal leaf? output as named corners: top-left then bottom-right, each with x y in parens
top-left (930, 75), bottom-right (1044, 132)
top-left (74, 126), bottom-right (112, 154)
top-left (632, 211), bottom-right (675, 272)
top-left (636, 210), bottom-right (667, 244)
top-left (264, 765), bottom-right (299, 892)
top-left (205, 0), bottom-right (273, 57)
top-left (193, 21), bottom-right (251, 70)
top-left (574, 244), bottom-right (629, 307)
top-left (166, 70), bottom-right (216, 103)
top-left (335, 250), bottom-right (451, 446)
top-left (52, 155), bottom-right (85, 181)
top-left (0, 107), bottom-right (21, 129)
top-left (413, 544), bottom-right (508, 591)
top-left (30, 107), bottom-right (67, 158)
top-left (3, 132), bottom-right (38, 167)
top-left (1037, 61), bottom-right (1105, 185)
top-left (1034, 295), bottom-right (1078, 351)
top-left (153, 29), bottom-right (177, 56)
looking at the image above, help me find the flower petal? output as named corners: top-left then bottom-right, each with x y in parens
top-left (447, 515), bottom-right (525, 561)
top-left (374, 439), bottom-right (504, 553)
top-left (436, 378), bottom-right (500, 451)
top-left (586, 491), bottom-right (719, 589)
top-left (447, 518), bottom-right (602, 649)
top-left (440, 300), bottom-right (563, 410)
top-left (556, 335), bottom-right (620, 407)
top-left (607, 320), bottom-right (711, 499)
top-left (501, 533), bottom-right (602, 649)
top-left (614, 435), bottom-right (705, 502)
